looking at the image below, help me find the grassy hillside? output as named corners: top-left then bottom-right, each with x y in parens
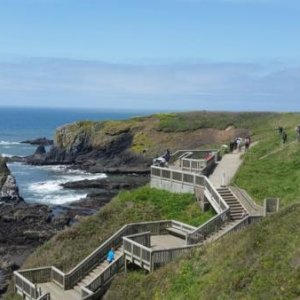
top-left (54, 111), bottom-right (278, 158)
top-left (105, 204), bottom-right (300, 300)
top-left (7, 111), bottom-right (300, 299)
top-left (233, 113), bottom-right (300, 207)
top-left (5, 186), bottom-right (212, 289)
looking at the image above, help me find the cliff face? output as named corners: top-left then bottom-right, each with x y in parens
top-left (27, 112), bottom-right (273, 173)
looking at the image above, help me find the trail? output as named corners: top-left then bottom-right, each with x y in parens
top-left (259, 140), bottom-right (298, 160)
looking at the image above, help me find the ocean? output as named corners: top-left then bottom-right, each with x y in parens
top-left (0, 107), bottom-right (150, 205)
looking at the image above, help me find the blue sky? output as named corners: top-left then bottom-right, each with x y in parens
top-left (0, 0), bottom-right (299, 111)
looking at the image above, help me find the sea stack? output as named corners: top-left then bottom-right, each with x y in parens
top-left (0, 157), bottom-right (23, 203)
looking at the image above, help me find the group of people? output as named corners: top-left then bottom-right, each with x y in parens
top-left (277, 125), bottom-right (300, 144)
top-left (278, 126), bottom-right (288, 144)
top-left (229, 136), bottom-right (251, 152)
top-left (152, 149), bottom-right (171, 167)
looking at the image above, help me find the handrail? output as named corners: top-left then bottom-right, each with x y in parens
top-left (151, 165), bottom-right (229, 214)
top-left (186, 208), bottom-right (230, 245)
top-left (63, 220), bottom-right (172, 289)
top-left (229, 185), bottom-right (264, 215)
top-left (171, 220), bottom-right (196, 232)
top-left (37, 293), bottom-right (50, 300)
top-left (14, 270), bottom-right (39, 299)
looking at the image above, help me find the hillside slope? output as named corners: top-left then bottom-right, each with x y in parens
top-left (105, 204), bottom-right (300, 300)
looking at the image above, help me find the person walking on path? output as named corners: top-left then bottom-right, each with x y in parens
top-left (107, 247), bottom-right (115, 263)
top-left (282, 131), bottom-right (287, 144)
top-left (296, 126), bottom-right (300, 142)
top-left (245, 136), bottom-right (251, 151)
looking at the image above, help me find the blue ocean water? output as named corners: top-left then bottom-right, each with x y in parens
top-left (0, 107), bottom-right (151, 205)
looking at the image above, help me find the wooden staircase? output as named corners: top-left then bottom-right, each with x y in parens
top-left (217, 187), bottom-right (245, 220)
top-left (73, 246), bottom-right (123, 294)
top-left (203, 219), bottom-right (242, 244)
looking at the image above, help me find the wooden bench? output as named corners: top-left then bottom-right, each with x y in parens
top-left (166, 227), bottom-right (188, 239)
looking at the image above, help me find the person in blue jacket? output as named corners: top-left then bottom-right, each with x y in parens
top-left (107, 247), bottom-right (115, 263)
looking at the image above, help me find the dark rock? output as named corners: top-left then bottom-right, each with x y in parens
top-left (61, 175), bottom-right (149, 190)
top-left (21, 137), bottom-right (53, 146)
top-left (34, 145), bottom-right (46, 155)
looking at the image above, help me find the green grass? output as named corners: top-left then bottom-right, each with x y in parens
top-left (7, 111), bottom-right (300, 300)
top-left (106, 204), bottom-right (300, 300)
top-left (233, 127), bottom-right (300, 207)
top-left (155, 111), bottom-right (277, 132)
top-left (15, 186), bottom-right (213, 272)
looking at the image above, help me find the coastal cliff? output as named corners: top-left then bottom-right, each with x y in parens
top-left (0, 157), bottom-right (69, 294)
top-left (27, 111), bottom-right (270, 173)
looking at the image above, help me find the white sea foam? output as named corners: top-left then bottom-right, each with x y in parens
top-left (29, 180), bottom-right (63, 194)
top-left (39, 193), bottom-right (87, 205)
top-left (0, 141), bottom-right (21, 145)
top-left (1, 153), bottom-right (13, 158)
top-left (27, 169), bottom-right (107, 205)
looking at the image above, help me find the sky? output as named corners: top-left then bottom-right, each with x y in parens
top-left (0, 0), bottom-right (299, 111)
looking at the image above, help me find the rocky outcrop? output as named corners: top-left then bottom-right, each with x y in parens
top-left (0, 157), bottom-right (22, 203)
top-left (61, 175), bottom-right (149, 190)
top-left (0, 157), bottom-right (72, 294)
top-left (25, 113), bottom-right (254, 173)
top-left (21, 137), bottom-right (53, 146)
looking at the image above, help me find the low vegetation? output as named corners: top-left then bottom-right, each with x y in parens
top-left (155, 111), bottom-right (277, 132)
top-left (8, 111), bottom-right (300, 299)
top-left (106, 204), bottom-right (300, 300)
top-left (233, 113), bottom-right (300, 207)
top-left (17, 186), bottom-right (213, 272)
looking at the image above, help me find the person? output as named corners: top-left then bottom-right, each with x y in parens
top-left (229, 140), bottom-right (235, 152)
top-left (278, 126), bottom-right (283, 135)
top-left (163, 149), bottom-right (171, 162)
top-left (282, 130), bottom-right (287, 144)
top-left (244, 136), bottom-right (251, 151)
top-left (296, 126), bottom-right (300, 142)
top-left (236, 137), bottom-right (242, 152)
top-left (107, 247), bottom-right (115, 263)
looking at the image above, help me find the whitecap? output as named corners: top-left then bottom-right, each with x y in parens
top-left (1, 153), bottom-right (13, 158)
top-left (0, 141), bottom-right (21, 145)
top-left (28, 180), bottom-right (63, 194)
top-left (38, 193), bottom-right (87, 205)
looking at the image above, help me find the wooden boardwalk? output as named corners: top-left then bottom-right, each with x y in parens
top-left (14, 148), bottom-right (265, 300)
top-left (38, 282), bottom-right (81, 300)
top-left (151, 235), bottom-right (186, 250)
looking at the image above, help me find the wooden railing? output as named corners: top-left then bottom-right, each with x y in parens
top-left (186, 209), bottom-right (230, 245)
top-left (14, 267), bottom-right (53, 299)
top-left (37, 293), bottom-right (51, 300)
top-left (230, 185), bottom-right (264, 216)
top-left (170, 149), bottom-right (219, 163)
top-left (86, 256), bottom-right (124, 293)
top-left (15, 270), bottom-right (39, 299)
top-left (171, 220), bottom-right (196, 232)
top-left (181, 158), bottom-right (207, 173)
top-left (123, 236), bottom-right (198, 272)
top-left (63, 220), bottom-right (171, 289)
top-left (125, 231), bottom-right (151, 247)
top-left (151, 245), bottom-right (197, 270)
top-left (151, 166), bottom-right (228, 214)
top-left (203, 177), bottom-right (228, 213)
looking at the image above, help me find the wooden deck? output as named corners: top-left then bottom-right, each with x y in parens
top-left (151, 234), bottom-right (186, 250)
top-left (37, 282), bottom-right (81, 300)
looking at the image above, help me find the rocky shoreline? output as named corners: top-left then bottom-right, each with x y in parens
top-left (0, 153), bottom-right (149, 295)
